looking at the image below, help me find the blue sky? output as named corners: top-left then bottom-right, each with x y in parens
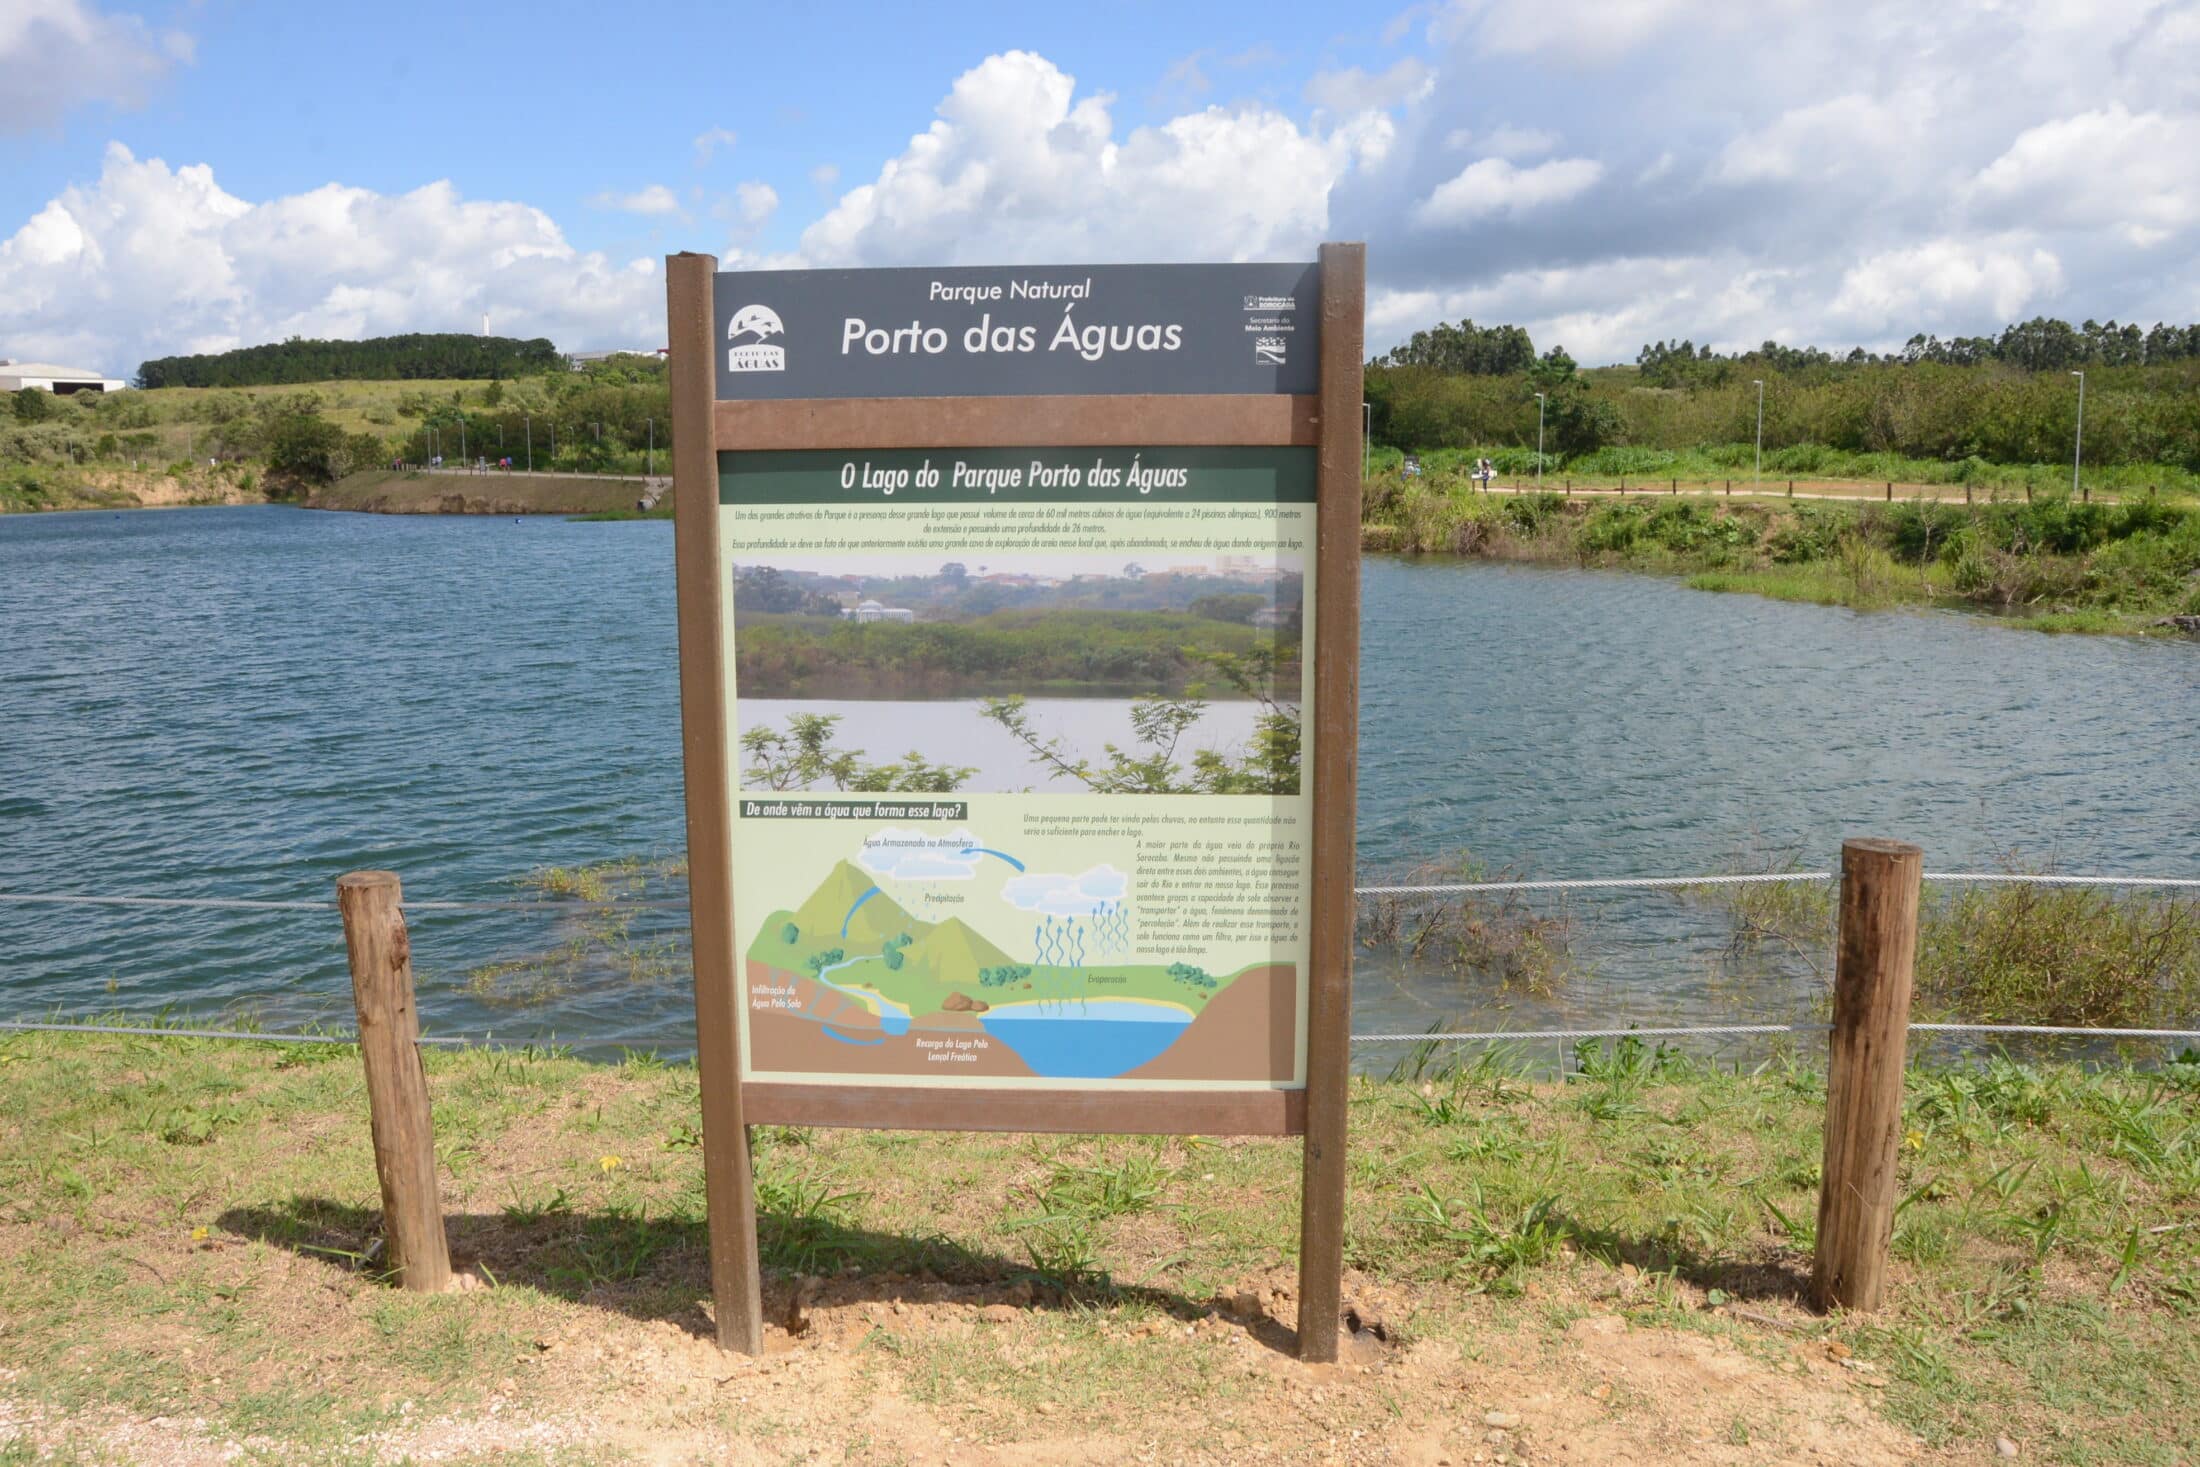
top-left (3, 0), bottom-right (2196, 372)
top-left (0, 1), bottom-right (1378, 261)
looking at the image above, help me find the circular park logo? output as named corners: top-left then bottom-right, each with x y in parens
top-left (726, 304), bottom-right (786, 372)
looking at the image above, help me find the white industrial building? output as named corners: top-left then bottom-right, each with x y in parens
top-left (0, 359), bottom-right (129, 394)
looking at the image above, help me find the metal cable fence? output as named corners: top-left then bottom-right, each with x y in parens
top-left (6, 869), bottom-right (2195, 1052)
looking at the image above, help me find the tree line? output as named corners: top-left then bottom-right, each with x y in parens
top-left (136, 334), bottom-right (566, 388)
top-left (1368, 314), bottom-right (2200, 472)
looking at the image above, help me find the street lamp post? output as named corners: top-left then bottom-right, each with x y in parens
top-left (648, 418), bottom-right (655, 479)
top-left (2070, 370), bottom-right (2086, 497)
top-left (1534, 392), bottom-right (1547, 487)
top-left (1752, 380), bottom-right (1766, 490)
top-left (524, 416), bottom-right (532, 473)
top-left (1361, 401), bottom-right (1370, 479)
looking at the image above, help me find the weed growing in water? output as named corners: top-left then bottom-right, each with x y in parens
top-left (1358, 850), bottom-right (1579, 1001)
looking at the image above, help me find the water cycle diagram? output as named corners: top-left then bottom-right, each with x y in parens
top-left (743, 830), bottom-right (1296, 1085)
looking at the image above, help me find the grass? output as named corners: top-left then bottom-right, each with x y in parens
top-left (1, 1030), bottom-right (2195, 1461)
top-left (1367, 441), bottom-right (2200, 503)
top-left (1685, 871), bottom-right (2200, 1034)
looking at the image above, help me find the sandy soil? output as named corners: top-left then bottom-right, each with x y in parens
top-left (0, 1255), bottom-right (1937, 1466)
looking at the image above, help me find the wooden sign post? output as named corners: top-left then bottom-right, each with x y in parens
top-left (666, 247), bottom-right (1363, 1358)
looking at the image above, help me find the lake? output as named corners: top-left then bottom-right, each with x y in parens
top-left (738, 698), bottom-right (1271, 794)
top-left (3, 506), bottom-right (2195, 1057)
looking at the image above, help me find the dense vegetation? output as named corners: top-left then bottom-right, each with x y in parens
top-left (734, 610), bottom-right (1304, 698)
top-left (1, 362), bottom-right (672, 493)
top-left (135, 333), bottom-right (566, 388)
top-left (1362, 476), bottom-right (2200, 632)
top-left (1370, 314), bottom-right (2200, 479)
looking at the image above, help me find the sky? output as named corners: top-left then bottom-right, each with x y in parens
top-left (2, 0), bottom-right (2196, 375)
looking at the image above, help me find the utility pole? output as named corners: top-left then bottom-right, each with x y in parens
top-left (1534, 392), bottom-right (1547, 487)
top-left (2070, 370), bottom-right (2086, 497)
top-left (1753, 380), bottom-right (1766, 491)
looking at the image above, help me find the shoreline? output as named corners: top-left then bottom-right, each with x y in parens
top-left (1362, 486), bottom-right (2200, 637)
top-left (10, 471), bottom-right (2195, 638)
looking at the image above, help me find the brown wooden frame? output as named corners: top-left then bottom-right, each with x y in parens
top-left (667, 246), bottom-right (1364, 1358)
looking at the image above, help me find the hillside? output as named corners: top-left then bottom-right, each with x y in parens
top-left (791, 861), bottom-right (916, 948)
top-left (897, 916), bottom-right (1014, 983)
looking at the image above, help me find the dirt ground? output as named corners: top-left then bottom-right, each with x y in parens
top-left (8, 1038), bottom-right (2190, 1465)
top-left (0, 1259), bottom-right (1928, 1466)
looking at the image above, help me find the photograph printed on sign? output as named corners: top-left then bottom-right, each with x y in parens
top-left (732, 549), bottom-right (1306, 797)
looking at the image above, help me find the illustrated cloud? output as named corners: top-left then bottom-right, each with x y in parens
top-left (1000, 865), bottom-right (1129, 916)
top-left (856, 828), bottom-right (981, 882)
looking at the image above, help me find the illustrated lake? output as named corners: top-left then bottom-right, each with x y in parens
top-left (4, 506), bottom-right (2195, 1059)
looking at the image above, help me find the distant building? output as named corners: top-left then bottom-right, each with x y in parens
top-left (0, 359), bottom-right (128, 394)
top-left (567, 349), bottom-right (665, 370)
top-left (843, 599), bottom-right (915, 624)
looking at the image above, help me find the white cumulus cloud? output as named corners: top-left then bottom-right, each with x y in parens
top-left (0, 0), bottom-right (192, 132)
top-left (1969, 106), bottom-right (2200, 248)
top-left (691, 126), bottom-right (738, 166)
top-left (587, 184), bottom-right (682, 216)
top-left (1414, 156), bottom-right (1602, 226)
top-left (856, 829), bottom-right (982, 883)
top-left (790, 50), bottom-right (1385, 268)
top-left (734, 181), bottom-right (779, 225)
top-left (1000, 866), bottom-right (1129, 917)
top-left (1305, 58), bottom-right (1433, 112)
top-left (1828, 239), bottom-right (2065, 332)
top-left (0, 143), bottom-right (661, 373)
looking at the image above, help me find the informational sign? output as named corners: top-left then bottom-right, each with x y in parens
top-left (723, 445), bottom-right (1314, 1090)
top-left (712, 263), bottom-right (1321, 399)
top-left (665, 247), bottom-right (1361, 1359)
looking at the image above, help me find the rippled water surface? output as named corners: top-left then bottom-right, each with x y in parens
top-left (4, 506), bottom-right (2195, 1055)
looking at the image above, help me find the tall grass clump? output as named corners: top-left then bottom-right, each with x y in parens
top-left (1687, 855), bottom-right (2200, 1034)
top-left (1357, 850), bottom-right (1578, 1000)
top-left (1914, 883), bottom-right (2200, 1030)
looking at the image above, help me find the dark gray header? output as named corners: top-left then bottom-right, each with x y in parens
top-left (711, 262), bottom-right (1319, 400)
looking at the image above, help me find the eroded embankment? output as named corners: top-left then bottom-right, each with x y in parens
top-left (312, 469), bottom-right (653, 515)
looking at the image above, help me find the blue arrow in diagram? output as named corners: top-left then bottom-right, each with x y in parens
top-left (959, 846), bottom-right (1026, 871)
top-left (840, 885), bottom-right (882, 938)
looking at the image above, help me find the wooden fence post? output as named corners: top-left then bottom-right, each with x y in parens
top-left (337, 871), bottom-right (453, 1293)
top-left (1813, 838), bottom-right (1922, 1314)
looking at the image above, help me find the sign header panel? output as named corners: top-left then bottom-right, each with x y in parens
top-left (712, 262), bottom-right (1320, 400)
